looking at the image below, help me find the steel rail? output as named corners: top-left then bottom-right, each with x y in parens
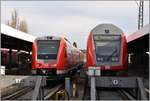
top-left (44, 83), bottom-right (64, 100)
top-left (2, 87), bottom-right (32, 100)
top-left (119, 89), bottom-right (136, 100)
top-left (145, 88), bottom-right (149, 94)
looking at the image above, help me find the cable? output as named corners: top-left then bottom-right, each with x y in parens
top-left (135, 0), bottom-right (140, 7)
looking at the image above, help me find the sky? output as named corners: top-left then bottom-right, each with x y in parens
top-left (1, 1), bottom-right (149, 49)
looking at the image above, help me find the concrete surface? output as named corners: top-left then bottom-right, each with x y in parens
top-left (0, 75), bottom-right (30, 89)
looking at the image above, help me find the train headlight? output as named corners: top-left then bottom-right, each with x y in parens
top-left (42, 69), bottom-right (46, 74)
top-left (97, 57), bottom-right (103, 61)
top-left (112, 57), bottom-right (118, 62)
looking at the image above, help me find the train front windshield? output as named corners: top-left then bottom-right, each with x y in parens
top-left (37, 40), bottom-right (60, 59)
top-left (93, 35), bottom-right (121, 64)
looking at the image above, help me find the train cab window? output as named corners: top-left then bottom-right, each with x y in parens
top-left (37, 40), bottom-right (60, 59)
top-left (93, 35), bottom-right (121, 64)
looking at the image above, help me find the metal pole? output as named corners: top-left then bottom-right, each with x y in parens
top-left (32, 76), bottom-right (42, 100)
top-left (137, 78), bottom-right (147, 100)
top-left (90, 76), bottom-right (96, 100)
top-left (65, 77), bottom-right (71, 97)
top-left (138, 0), bottom-right (144, 29)
top-left (17, 50), bottom-right (20, 65)
top-left (0, 86), bottom-right (1, 101)
top-left (9, 48), bottom-right (12, 68)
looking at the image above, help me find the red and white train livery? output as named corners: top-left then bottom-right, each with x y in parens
top-left (86, 24), bottom-right (127, 75)
top-left (32, 36), bottom-right (84, 76)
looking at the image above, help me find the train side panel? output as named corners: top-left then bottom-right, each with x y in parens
top-left (32, 41), bottom-right (36, 69)
top-left (56, 38), bottom-right (68, 74)
top-left (86, 32), bottom-right (96, 68)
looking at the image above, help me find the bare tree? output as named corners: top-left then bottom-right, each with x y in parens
top-left (7, 10), bottom-right (28, 33)
top-left (7, 10), bottom-right (19, 28)
top-left (19, 20), bottom-right (28, 33)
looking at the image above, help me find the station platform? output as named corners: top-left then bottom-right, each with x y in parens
top-left (0, 75), bottom-right (30, 89)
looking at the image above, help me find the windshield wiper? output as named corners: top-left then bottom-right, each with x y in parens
top-left (106, 47), bottom-right (117, 61)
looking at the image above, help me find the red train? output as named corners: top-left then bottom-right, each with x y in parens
top-left (86, 24), bottom-right (127, 75)
top-left (32, 36), bottom-right (84, 76)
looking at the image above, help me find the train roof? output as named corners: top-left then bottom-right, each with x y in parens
top-left (36, 36), bottom-right (61, 40)
top-left (36, 35), bottom-right (73, 44)
top-left (91, 24), bottom-right (123, 35)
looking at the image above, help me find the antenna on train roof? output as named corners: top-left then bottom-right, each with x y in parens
top-left (73, 42), bottom-right (77, 48)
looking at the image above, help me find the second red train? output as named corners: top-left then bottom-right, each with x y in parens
top-left (32, 36), bottom-right (84, 76)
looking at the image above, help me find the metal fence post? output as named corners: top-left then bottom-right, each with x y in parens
top-left (65, 77), bottom-right (71, 97)
top-left (137, 78), bottom-right (147, 100)
top-left (91, 76), bottom-right (96, 100)
top-left (0, 84), bottom-right (1, 101)
top-left (32, 76), bottom-right (43, 100)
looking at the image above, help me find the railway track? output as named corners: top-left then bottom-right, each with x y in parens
top-left (1, 83), bottom-right (64, 100)
top-left (97, 88), bottom-right (134, 100)
top-left (1, 84), bottom-right (23, 98)
top-left (145, 88), bottom-right (150, 98)
top-left (2, 87), bottom-right (33, 100)
top-left (96, 88), bottom-right (149, 100)
top-left (117, 89), bottom-right (136, 100)
top-left (83, 87), bottom-right (142, 100)
top-left (145, 88), bottom-right (149, 94)
top-left (44, 84), bottom-right (64, 100)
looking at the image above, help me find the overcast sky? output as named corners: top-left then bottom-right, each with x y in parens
top-left (1, 1), bottom-right (149, 49)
